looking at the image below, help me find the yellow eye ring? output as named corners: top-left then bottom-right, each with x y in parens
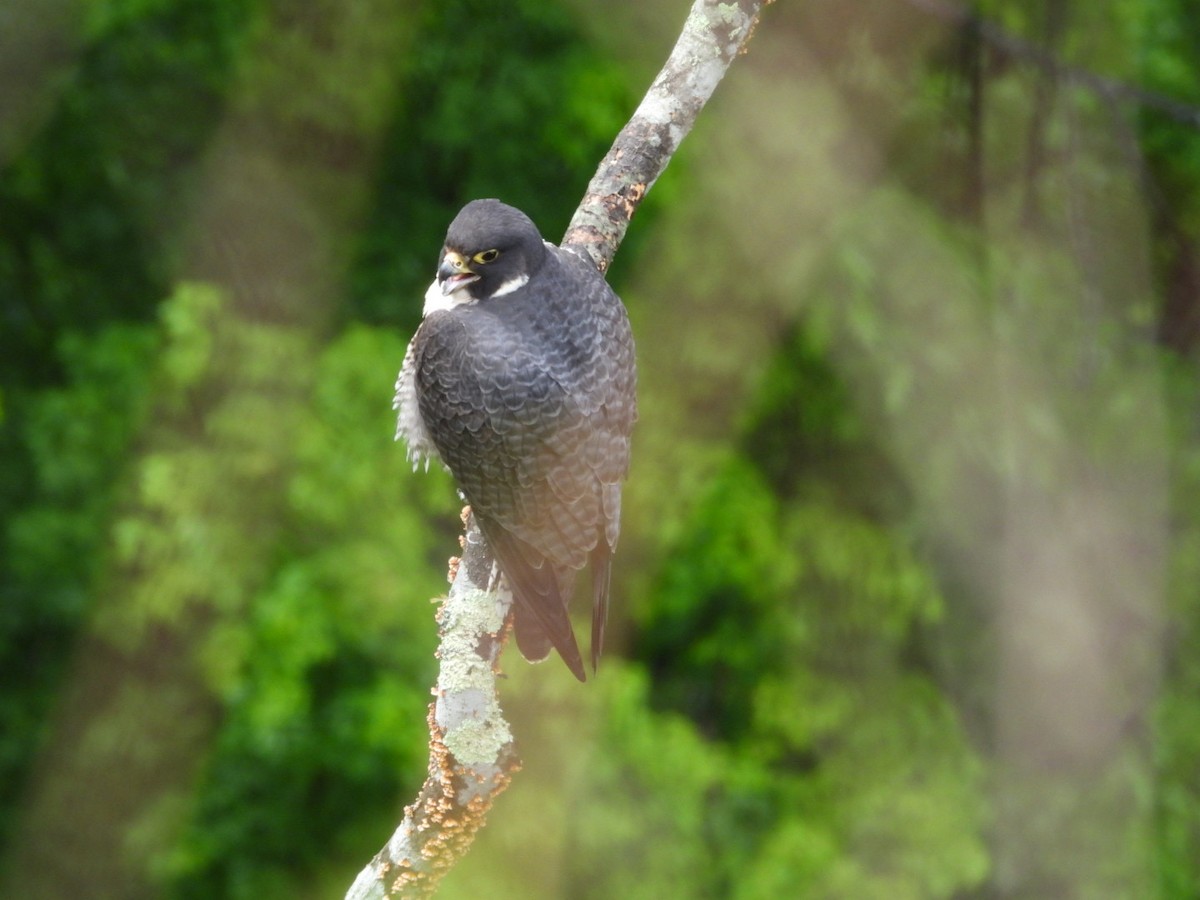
top-left (474, 249), bottom-right (500, 264)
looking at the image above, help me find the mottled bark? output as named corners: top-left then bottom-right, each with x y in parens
top-left (346, 512), bottom-right (518, 900)
top-left (563, 0), bottom-right (772, 271)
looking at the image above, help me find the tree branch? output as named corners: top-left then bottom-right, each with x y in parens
top-left (347, 1), bottom-right (771, 896)
top-left (346, 512), bottom-right (518, 900)
top-left (563, 0), bottom-right (773, 271)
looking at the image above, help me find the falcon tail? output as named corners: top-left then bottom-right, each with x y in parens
top-left (476, 517), bottom-right (587, 681)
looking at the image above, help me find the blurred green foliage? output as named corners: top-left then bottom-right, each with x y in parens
top-left (350, 0), bottom-right (635, 326)
top-left (2, 0), bottom-right (1200, 898)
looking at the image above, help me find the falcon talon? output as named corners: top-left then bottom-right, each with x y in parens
top-left (395, 199), bottom-right (637, 682)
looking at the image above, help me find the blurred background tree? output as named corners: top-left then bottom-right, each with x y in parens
top-left (1, 0), bottom-right (1198, 897)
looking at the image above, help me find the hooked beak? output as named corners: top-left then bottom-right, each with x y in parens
top-left (438, 250), bottom-right (480, 296)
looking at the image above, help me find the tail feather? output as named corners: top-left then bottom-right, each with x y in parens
top-left (512, 610), bottom-right (553, 663)
top-left (476, 516), bottom-right (586, 681)
top-left (590, 543), bottom-right (613, 674)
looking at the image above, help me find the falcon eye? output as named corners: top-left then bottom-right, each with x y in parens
top-left (473, 249), bottom-right (500, 264)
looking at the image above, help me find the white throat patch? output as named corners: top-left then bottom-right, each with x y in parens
top-left (422, 279), bottom-right (475, 316)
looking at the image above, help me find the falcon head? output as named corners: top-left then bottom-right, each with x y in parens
top-left (435, 199), bottom-right (548, 304)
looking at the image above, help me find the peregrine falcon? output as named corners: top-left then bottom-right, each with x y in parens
top-left (394, 199), bottom-right (637, 681)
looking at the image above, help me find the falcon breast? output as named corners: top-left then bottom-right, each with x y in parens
top-left (394, 199), bottom-right (637, 681)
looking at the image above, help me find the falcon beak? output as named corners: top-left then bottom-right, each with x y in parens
top-left (438, 250), bottom-right (480, 295)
